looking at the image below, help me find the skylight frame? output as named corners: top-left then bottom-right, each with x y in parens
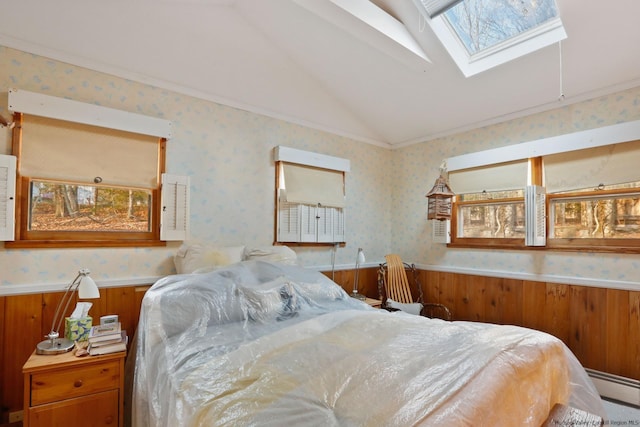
top-left (421, 0), bottom-right (567, 77)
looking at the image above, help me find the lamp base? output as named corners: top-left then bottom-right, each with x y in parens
top-left (36, 337), bottom-right (75, 355)
top-left (350, 292), bottom-right (366, 301)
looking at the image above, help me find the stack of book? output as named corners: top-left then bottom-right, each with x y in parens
top-left (87, 322), bottom-right (128, 356)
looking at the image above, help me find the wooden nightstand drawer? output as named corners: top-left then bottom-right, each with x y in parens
top-left (30, 359), bottom-right (120, 406)
top-left (29, 389), bottom-right (119, 427)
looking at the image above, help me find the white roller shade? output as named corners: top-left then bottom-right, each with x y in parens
top-left (20, 115), bottom-right (160, 189)
top-left (544, 140), bottom-right (640, 193)
top-left (282, 163), bottom-right (345, 208)
top-left (448, 159), bottom-right (528, 195)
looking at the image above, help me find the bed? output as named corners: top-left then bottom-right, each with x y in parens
top-left (131, 259), bottom-right (604, 426)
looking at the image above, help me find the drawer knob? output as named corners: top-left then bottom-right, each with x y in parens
top-left (73, 379), bottom-right (83, 388)
top-left (105, 415), bottom-right (114, 424)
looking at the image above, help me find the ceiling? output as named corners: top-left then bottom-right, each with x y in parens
top-left (1, 0), bottom-right (640, 148)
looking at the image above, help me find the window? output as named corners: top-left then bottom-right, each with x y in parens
top-left (449, 159), bottom-right (528, 246)
top-left (446, 125), bottom-right (640, 252)
top-left (456, 190), bottom-right (525, 238)
top-left (28, 180), bottom-right (152, 233)
top-left (549, 190), bottom-right (640, 241)
top-left (274, 146), bottom-right (349, 245)
top-left (419, 0), bottom-right (567, 76)
top-left (444, 0), bottom-right (561, 55)
top-left (544, 140), bottom-right (640, 250)
top-left (4, 89), bottom-right (186, 248)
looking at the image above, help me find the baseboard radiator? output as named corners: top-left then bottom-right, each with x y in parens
top-left (587, 369), bottom-right (640, 407)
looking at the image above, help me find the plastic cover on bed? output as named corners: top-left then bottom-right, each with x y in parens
top-left (131, 260), bottom-right (604, 426)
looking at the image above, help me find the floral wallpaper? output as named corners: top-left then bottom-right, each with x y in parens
top-left (392, 87), bottom-right (640, 290)
top-left (1, 45), bottom-right (639, 292)
top-left (0, 46), bottom-right (390, 290)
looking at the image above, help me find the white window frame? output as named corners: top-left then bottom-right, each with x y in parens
top-left (419, 0), bottom-right (567, 77)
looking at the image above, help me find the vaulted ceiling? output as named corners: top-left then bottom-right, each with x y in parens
top-left (1, 0), bottom-right (639, 148)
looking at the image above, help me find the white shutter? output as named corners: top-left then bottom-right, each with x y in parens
top-left (300, 204), bottom-right (317, 242)
top-left (160, 173), bottom-right (189, 241)
top-left (316, 205), bottom-right (334, 243)
top-left (432, 220), bottom-right (451, 244)
top-left (525, 185), bottom-right (546, 246)
top-left (277, 200), bottom-right (301, 242)
top-left (332, 207), bottom-right (346, 243)
top-left (277, 202), bottom-right (345, 243)
top-left (0, 155), bottom-right (16, 241)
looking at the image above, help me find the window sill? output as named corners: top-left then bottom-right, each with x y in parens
top-left (275, 241), bottom-right (345, 247)
top-left (447, 242), bottom-right (640, 254)
top-left (4, 240), bottom-right (167, 249)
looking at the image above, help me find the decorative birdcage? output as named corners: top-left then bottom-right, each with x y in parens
top-left (426, 173), bottom-right (455, 221)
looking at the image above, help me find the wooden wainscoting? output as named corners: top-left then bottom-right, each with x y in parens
top-left (322, 266), bottom-right (379, 299)
top-left (2, 267), bottom-right (638, 421)
top-left (418, 270), bottom-right (640, 381)
top-left (322, 266), bottom-right (639, 382)
top-left (0, 285), bottom-right (150, 423)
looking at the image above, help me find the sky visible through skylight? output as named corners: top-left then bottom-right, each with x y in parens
top-left (444, 0), bottom-right (559, 55)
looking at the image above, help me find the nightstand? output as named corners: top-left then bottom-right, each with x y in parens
top-left (22, 349), bottom-right (125, 427)
top-left (364, 297), bottom-right (382, 308)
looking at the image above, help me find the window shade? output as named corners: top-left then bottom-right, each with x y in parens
top-left (20, 115), bottom-right (160, 189)
top-left (282, 163), bottom-right (345, 208)
top-left (544, 140), bottom-right (640, 193)
top-left (448, 159), bottom-right (528, 195)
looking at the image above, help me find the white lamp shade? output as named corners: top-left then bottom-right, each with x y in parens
top-left (78, 275), bottom-right (100, 299)
top-left (357, 250), bottom-right (366, 265)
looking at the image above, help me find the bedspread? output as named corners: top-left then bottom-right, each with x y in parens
top-left (131, 260), bottom-right (604, 427)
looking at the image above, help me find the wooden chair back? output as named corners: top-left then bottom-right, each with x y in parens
top-left (382, 254), bottom-right (415, 304)
top-left (378, 254), bottom-right (452, 320)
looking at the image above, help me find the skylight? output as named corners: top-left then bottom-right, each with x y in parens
top-left (420, 0), bottom-right (567, 77)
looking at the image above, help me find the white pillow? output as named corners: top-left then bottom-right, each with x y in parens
top-left (174, 243), bottom-right (245, 274)
top-left (386, 298), bottom-right (423, 316)
top-left (244, 246), bottom-right (298, 265)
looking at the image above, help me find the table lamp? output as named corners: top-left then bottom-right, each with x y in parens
top-left (36, 268), bottom-right (100, 355)
top-left (350, 248), bottom-right (366, 300)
